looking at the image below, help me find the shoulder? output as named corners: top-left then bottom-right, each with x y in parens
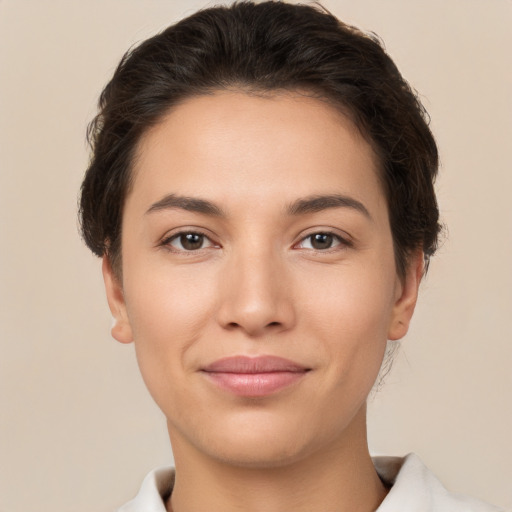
top-left (116, 466), bottom-right (174, 512)
top-left (374, 453), bottom-right (504, 512)
top-left (115, 456), bottom-right (504, 512)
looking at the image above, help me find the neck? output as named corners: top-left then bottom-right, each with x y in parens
top-left (167, 406), bottom-right (387, 512)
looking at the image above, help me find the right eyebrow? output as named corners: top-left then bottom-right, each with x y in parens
top-left (145, 194), bottom-right (226, 217)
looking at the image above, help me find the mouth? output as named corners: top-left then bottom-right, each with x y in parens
top-left (201, 355), bottom-right (311, 397)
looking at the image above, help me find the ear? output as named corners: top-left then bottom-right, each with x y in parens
top-left (387, 251), bottom-right (424, 341)
top-left (102, 256), bottom-right (133, 344)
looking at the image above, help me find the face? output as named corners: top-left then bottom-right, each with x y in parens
top-left (104, 91), bottom-right (421, 468)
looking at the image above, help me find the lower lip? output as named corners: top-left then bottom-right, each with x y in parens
top-left (203, 371), bottom-right (307, 397)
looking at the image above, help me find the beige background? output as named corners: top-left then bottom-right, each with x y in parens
top-left (1, 1), bottom-right (511, 510)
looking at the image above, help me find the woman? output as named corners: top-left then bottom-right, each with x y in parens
top-left (79, 2), bottom-right (502, 510)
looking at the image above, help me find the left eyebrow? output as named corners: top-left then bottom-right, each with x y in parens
top-left (286, 194), bottom-right (372, 220)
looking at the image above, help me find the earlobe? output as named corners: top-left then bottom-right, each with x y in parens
top-left (387, 251), bottom-right (424, 341)
top-left (102, 256), bottom-right (134, 344)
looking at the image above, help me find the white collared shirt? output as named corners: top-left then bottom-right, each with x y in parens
top-left (117, 453), bottom-right (503, 511)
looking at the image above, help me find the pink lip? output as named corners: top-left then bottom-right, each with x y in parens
top-left (201, 356), bottom-right (310, 397)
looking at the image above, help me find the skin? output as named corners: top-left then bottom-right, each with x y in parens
top-left (103, 91), bottom-right (423, 512)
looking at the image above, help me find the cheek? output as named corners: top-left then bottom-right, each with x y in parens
top-left (126, 275), bottom-right (210, 340)
top-left (300, 257), bottom-right (396, 334)
top-left (124, 249), bottom-right (219, 328)
top-left (297, 258), bottom-right (397, 377)
top-left (123, 261), bottom-right (218, 402)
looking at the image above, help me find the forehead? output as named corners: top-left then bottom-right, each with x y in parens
top-left (129, 90), bottom-right (385, 217)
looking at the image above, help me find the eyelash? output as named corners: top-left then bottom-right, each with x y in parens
top-left (294, 231), bottom-right (352, 252)
top-left (160, 230), bottom-right (352, 253)
top-left (161, 230), bottom-right (217, 253)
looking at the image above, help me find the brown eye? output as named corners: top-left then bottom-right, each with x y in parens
top-left (297, 232), bottom-right (345, 251)
top-left (167, 232), bottom-right (213, 251)
top-left (180, 233), bottom-right (204, 250)
top-left (310, 233), bottom-right (334, 250)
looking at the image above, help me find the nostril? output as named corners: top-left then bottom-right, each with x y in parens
top-left (224, 320), bottom-right (282, 332)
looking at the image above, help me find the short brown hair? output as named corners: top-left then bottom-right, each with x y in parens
top-left (80, 1), bottom-right (441, 278)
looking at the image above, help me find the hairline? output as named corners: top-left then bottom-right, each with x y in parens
top-left (109, 85), bottom-right (407, 282)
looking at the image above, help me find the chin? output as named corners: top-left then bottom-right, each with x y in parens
top-left (208, 436), bottom-right (314, 470)
top-left (176, 408), bottom-right (337, 470)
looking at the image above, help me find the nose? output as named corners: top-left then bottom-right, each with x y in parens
top-left (216, 247), bottom-right (296, 337)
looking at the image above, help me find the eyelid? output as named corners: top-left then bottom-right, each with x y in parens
top-left (157, 226), bottom-right (353, 253)
top-left (293, 229), bottom-right (353, 251)
top-left (159, 227), bottom-right (220, 252)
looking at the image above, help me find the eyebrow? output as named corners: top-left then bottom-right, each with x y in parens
top-left (146, 193), bottom-right (371, 220)
top-left (286, 194), bottom-right (371, 219)
top-left (146, 194), bottom-right (225, 217)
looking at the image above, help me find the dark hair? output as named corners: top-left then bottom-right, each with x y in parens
top-left (79, 0), bottom-right (441, 278)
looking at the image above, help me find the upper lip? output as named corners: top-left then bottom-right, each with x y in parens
top-left (202, 355), bottom-right (310, 374)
